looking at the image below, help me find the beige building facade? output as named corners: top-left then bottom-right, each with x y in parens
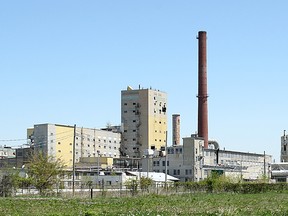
top-left (121, 86), bottom-right (167, 158)
top-left (30, 124), bottom-right (121, 168)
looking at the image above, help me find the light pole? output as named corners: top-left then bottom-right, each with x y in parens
top-left (165, 131), bottom-right (168, 190)
top-left (97, 150), bottom-right (100, 186)
top-left (147, 155), bottom-right (149, 178)
top-left (144, 149), bottom-right (154, 179)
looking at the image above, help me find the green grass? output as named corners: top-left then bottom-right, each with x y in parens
top-left (1, 192), bottom-right (288, 215)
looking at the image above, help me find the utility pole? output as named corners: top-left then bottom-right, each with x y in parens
top-left (264, 151), bottom-right (266, 177)
top-left (165, 131), bottom-right (168, 191)
top-left (72, 124), bottom-right (76, 196)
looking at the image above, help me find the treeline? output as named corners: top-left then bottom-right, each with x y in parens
top-left (175, 175), bottom-right (288, 194)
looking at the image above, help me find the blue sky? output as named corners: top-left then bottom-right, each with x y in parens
top-left (1, 1), bottom-right (287, 161)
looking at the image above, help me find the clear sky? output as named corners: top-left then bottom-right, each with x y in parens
top-left (1, 1), bottom-right (287, 161)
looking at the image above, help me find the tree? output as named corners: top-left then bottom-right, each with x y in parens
top-left (140, 176), bottom-right (153, 192)
top-left (26, 153), bottom-right (65, 195)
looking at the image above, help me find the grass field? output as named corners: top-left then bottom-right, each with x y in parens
top-left (0, 192), bottom-right (288, 215)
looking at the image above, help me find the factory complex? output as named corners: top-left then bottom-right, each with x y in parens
top-left (2, 31), bottom-right (287, 188)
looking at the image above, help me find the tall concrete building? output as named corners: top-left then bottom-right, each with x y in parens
top-left (30, 124), bottom-right (121, 167)
top-left (121, 86), bottom-right (167, 158)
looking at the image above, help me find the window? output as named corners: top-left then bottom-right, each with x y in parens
top-left (133, 130), bottom-right (136, 132)
top-left (124, 103), bottom-right (127, 105)
top-left (162, 161), bottom-right (165, 166)
top-left (133, 120), bottom-right (136, 122)
top-left (173, 170), bottom-right (177, 175)
top-left (58, 150), bottom-right (61, 153)
top-left (124, 111), bottom-right (127, 113)
top-left (285, 145), bottom-right (287, 151)
top-left (133, 103), bottom-right (136, 105)
top-left (58, 142), bottom-right (61, 144)
top-left (124, 130), bottom-right (127, 132)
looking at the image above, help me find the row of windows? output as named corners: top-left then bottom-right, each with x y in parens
top-left (152, 169), bottom-right (189, 176)
top-left (124, 129), bottom-right (137, 132)
top-left (154, 139), bottom-right (166, 142)
top-left (154, 120), bottom-right (166, 124)
top-left (123, 102), bottom-right (139, 106)
top-left (56, 140), bottom-right (120, 145)
top-left (76, 137), bottom-right (119, 144)
top-left (154, 109), bottom-right (166, 115)
top-left (153, 161), bottom-right (170, 166)
top-left (167, 148), bottom-right (183, 154)
top-left (154, 130), bottom-right (165, 133)
top-left (123, 110), bottom-right (140, 115)
top-left (56, 149), bottom-right (117, 157)
top-left (220, 153), bottom-right (259, 161)
top-left (123, 138), bottom-right (137, 142)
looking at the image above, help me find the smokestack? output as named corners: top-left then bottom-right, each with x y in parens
top-left (197, 31), bottom-right (209, 149)
top-left (172, 114), bottom-right (180, 145)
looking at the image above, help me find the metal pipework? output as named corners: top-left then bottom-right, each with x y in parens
top-left (197, 31), bottom-right (209, 149)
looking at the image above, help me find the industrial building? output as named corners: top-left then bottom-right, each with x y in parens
top-left (0, 30), bottom-right (275, 185)
top-left (121, 86), bottom-right (167, 158)
top-left (270, 131), bottom-right (288, 182)
top-left (149, 136), bottom-right (271, 182)
top-left (29, 124), bottom-right (121, 167)
top-left (147, 31), bottom-right (272, 182)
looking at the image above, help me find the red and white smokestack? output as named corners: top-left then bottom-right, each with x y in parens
top-left (172, 114), bottom-right (180, 145)
top-left (197, 31), bottom-right (209, 149)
